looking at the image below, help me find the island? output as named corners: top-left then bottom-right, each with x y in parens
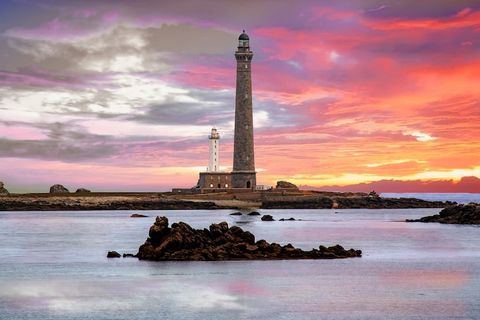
top-left (406, 203), bottom-right (480, 224)
top-left (135, 216), bottom-right (362, 261)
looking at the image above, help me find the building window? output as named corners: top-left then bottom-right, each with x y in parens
top-left (225, 184), bottom-right (229, 188)
top-left (209, 184), bottom-right (213, 188)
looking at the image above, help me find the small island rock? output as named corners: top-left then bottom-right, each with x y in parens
top-left (50, 184), bottom-right (69, 194)
top-left (261, 214), bottom-right (275, 221)
top-left (247, 211), bottom-right (261, 216)
top-left (107, 251), bottom-right (121, 258)
top-left (136, 216), bottom-right (362, 261)
top-left (75, 188), bottom-right (91, 193)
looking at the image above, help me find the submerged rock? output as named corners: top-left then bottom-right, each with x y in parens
top-left (229, 212), bottom-right (243, 216)
top-left (247, 211), bottom-right (261, 216)
top-left (279, 217), bottom-right (296, 221)
top-left (136, 216), bottom-right (362, 261)
top-left (261, 214), bottom-right (275, 221)
top-left (107, 251), bottom-right (121, 258)
top-left (407, 203), bottom-right (480, 224)
top-left (49, 184), bottom-right (69, 194)
top-left (131, 213), bottom-right (149, 218)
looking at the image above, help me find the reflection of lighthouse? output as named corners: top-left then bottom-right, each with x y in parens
top-left (208, 128), bottom-right (220, 172)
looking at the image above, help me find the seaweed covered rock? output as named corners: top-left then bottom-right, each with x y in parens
top-left (137, 216), bottom-right (362, 261)
top-left (407, 203), bottom-right (480, 224)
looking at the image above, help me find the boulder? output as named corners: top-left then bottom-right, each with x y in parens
top-left (107, 251), bottom-right (121, 258)
top-left (275, 181), bottom-right (299, 190)
top-left (131, 213), bottom-right (149, 218)
top-left (247, 211), bottom-right (261, 216)
top-left (49, 184), bottom-right (69, 194)
top-left (75, 188), bottom-right (91, 193)
top-left (0, 182), bottom-right (9, 196)
top-left (136, 216), bottom-right (362, 261)
top-left (261, 214), bottom-right (275, 221)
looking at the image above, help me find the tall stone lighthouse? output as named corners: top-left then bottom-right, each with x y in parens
top-left (232, 30), bottom-right (256, 189)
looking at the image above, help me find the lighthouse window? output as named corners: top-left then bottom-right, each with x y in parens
top-left (245, 94), bottom-right (248, 98)
top-left (246, 156), bottom-right (249, 161)
top-left (245, 65), bottom-right (248, 69)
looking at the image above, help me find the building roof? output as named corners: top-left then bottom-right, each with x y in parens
top-left (238, 30), bottom-right (249, 40)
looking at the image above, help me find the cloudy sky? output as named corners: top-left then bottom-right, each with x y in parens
top-left (1, 0), bottom-right (479, 192)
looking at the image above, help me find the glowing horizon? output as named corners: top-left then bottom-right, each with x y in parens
top-left (1, 1), bottom-right (479, 193)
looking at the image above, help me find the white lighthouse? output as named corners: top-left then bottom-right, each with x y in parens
top-left (208, 128), bottom-right (220, 172)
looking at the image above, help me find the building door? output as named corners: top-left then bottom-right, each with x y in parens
top-left (217, 183), bottom-right (221, 188)
top-left (246, 181), bottom-right (251, 188)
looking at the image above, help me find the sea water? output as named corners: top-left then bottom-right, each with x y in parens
top-left (0, 208), bottom-right (479, 320)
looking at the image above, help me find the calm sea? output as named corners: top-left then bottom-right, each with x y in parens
top-left (0, 206), bottom-right (479, 319)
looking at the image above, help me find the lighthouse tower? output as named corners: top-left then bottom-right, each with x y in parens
top-left (208, 128), bottom-right (220, 172)
top-left (232, 30), bottom-right (256, 189)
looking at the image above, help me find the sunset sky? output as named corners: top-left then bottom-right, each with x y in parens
top-left (1, 0), bottom-right (480, 192)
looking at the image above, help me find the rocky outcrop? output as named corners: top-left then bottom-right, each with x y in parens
top-left (137, 216), bottom-right (362, 261)
top-left (406, 203), bottom-right (480, 224)
top-left (49, 184), bottom-right (69, 194)
top-left (261, 196), bottom-right (453, 209)
top-left (107, 251), bottom-right (121, 258)
top-left (0, 196), bottom-right (226, 211)
top-left (276, 181), bottom-right (299, 190)
top-left (0, 182), bottom-right (9, 196)
top-left (75, 188), bottom-right (91, 193)
top-left (261, 214), bottom-right (275, 221)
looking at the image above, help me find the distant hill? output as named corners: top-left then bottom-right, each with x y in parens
top-left (301, 176), bottom-right (480, 193)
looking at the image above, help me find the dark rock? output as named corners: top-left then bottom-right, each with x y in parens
top-left (123, 253), bottom-right (136, 258)
top-left (131, 213), bottom-right (148, 218)
top-left (107, 251), bottom-right (121, 258)
top-left (0, 182), bottom-right (9, 196)
top-left (261, 195), bottom-right (452, 209)
top-left (407, 203), bottom-right (480, 224)
top-left (49, 184), bottom-right (69, 194)
top-left (261, 214), bottom-right (275, 221)
top-left (136, 216), bottom-right (362, 261)
top-left (279, 217), bottom-right (296, 221)
top-left (247, 211), bottom-right (261, 216)
top-left (75, 188), bottom-right (91, 193)
top-left (230, 212), bottom-right (243, 216)
top-left (275, 181), bottom-right (299, 190)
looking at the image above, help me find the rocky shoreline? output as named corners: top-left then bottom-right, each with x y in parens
top-left (261, 195), bottom-right (453, 209)
top-left (406, 203), bottom-right (480, 224)
top-left (0, 192), bottom-right (455, 211)
top-left (135, 216), bottom-right (362, 261)
top-left (0, 195), bottom-right (225, 211)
